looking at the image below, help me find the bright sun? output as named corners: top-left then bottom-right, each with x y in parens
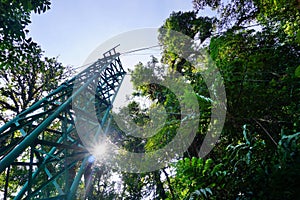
top-left (93, 142), bottom-right (107, 157)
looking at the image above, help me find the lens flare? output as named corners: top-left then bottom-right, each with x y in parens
top-left (92, 142), bottom-right (108, 158)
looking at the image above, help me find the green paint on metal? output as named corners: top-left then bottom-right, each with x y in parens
top-left (1, 50), bottom-right (126, 200)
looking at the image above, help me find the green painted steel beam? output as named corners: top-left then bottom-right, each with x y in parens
top-left (13, 126), bottom-right (74, 199)
top-left (0, 49), bottom-right (126, 199)
top-left (14, 122), bottom-right (79, 199)
top-left (0, 73), bottom-right (98, 173)
top-left (66, 64), bottom-right (126, 199)
top-left (66, 156), bottom-right (90, 200)
top-left (28, 160), bottom-right (78, 199)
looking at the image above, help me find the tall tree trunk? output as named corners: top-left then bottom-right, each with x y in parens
top-left (154, 170), bottom-right (167, 199)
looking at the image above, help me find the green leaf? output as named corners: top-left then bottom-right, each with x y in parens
top-left (295, 65), bottom-right (300, 78)
top-left (296, 30), bottom-right (300, 44)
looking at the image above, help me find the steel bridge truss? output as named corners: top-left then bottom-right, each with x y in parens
top-left (0, 47), bottom-right (126, 200)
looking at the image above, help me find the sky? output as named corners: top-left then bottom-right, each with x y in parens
top-left (27, 0), bottom-right (200, 111)
top-left (28, 0), bottom-right (194, 68)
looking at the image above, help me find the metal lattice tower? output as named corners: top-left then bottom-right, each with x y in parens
top-left (0, 47), bottom-right (126, 200)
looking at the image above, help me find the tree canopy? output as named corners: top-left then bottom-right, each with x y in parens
top-left (0, 0), bottom-right (71, 123)
top-left (115, 0), bottom-right (300, 199)
top-left (0, 1), bottom-right (71, 198)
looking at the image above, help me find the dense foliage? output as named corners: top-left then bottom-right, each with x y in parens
top-left (118, 0), bottom-right (300, 199)
top-left (0, 0), bottom-right (71, 123)
top-left (0, 1), bottom-right (71, 198)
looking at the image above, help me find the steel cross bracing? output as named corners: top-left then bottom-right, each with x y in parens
top-left (0, 47), bottom-right (126, 200)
